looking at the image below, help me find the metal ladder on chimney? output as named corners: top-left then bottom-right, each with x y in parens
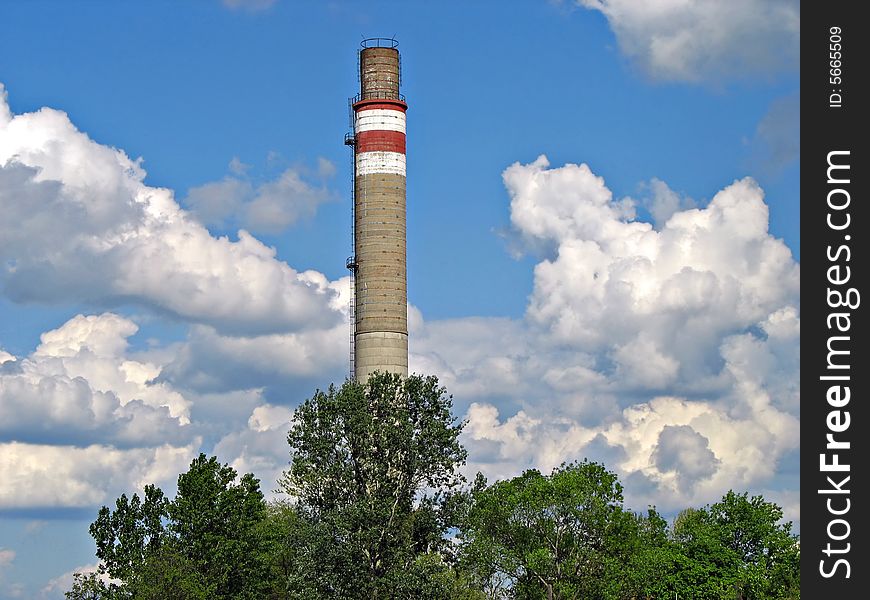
top-left (344, 129), bottom-right (357, 381)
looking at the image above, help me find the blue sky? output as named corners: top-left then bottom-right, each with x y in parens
top-left (1, 0), bottom-right (799, 596)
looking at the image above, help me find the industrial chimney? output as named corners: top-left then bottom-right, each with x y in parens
top-left (346, 38), bottom-right (408, 381)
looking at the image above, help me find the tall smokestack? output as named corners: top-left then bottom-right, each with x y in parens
top-left (347, 38), bottom-right (408, 381)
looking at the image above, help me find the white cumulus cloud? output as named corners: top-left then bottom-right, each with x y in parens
top-left (157, 298), bottom-right (348, 393)
top-left (0, 442), bottom-right (197, 510)
top-left (576, 0), bottom-right (799, 83)
top-left (0, 314), bottom-right (191, 447)
top-left (411, 156), bottom-right (799, 518)
top-left (509, 157), bottom-right (799, 378)
top-left (0, 87), bottom-right (342, 336)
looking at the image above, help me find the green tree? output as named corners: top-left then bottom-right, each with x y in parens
top-left (89, 484), bottom-right (168, 584)
top-left (459, 461), bottom-right (647, 600)
top-left (127, 548), bottom-right (208, 600)
top-left (167, 454), bottom-right (271, 597)
top-left (258, 500), bottom-right (318, 599)
top-left (601, 507), bottom-right (678, 600)
top-left (86, 454), bottom-right (273, 599)
top-left (672, 491), bottom-right (800, 600)
top-left (279, 372), bottom-right (467, 598)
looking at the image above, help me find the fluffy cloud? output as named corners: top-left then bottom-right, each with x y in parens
top-left (463, 403), bottom-right (598, 481)
top-left (0, 314), bottom-right (190, 447)
top-left (652, 425), bottom-right (720, 489)
top-left (0, 442), bottom-right (197, 510)
top-left (0, 308), bottom-right (344, 512)
top-left (185, 160), bottom-right (336, 234)
top-left (452, 335), bottom-right (799, 514)
top-left (0, 88), bottom-right (342, 336)
top-left (0, 312), bottom-right (203, 512)
top-left (159, 276), bottom-right (350, 393)
top-left (509, 157), bottom-right (798, 380)
top-left (411, 156), bottom-right (799, 517)
top-left (0, 308), bottom-right (342, 512)
top-left (577, 0), bottom-right (799, 83)
top-left (409, 312), bottom-right (532, 403)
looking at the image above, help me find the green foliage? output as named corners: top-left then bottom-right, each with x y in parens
top-left (128, 548), bottom-right (208, 600)
top-left (282, 372), bottom-right (466, 516)
top-left (89, 484), bottom-right (167, 583)
top-left (257, 501), bottom-right (318, 599)
top-left (456, 467), bottom-right (800, 600)
top-left (671, 491), bottom-right (800, 599)
top-left (87, 454), bottom-right (271, 599)
top-left (75, 374), bottom-right (799, 600)
top-left (168, 454), bottom-right (271, 597)
top-left (278, 372), bottom-right (468, 598)
top-left (459, 461), bottom-right (646, 600)
top-left (598, 508), bottom-right (676, 600)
